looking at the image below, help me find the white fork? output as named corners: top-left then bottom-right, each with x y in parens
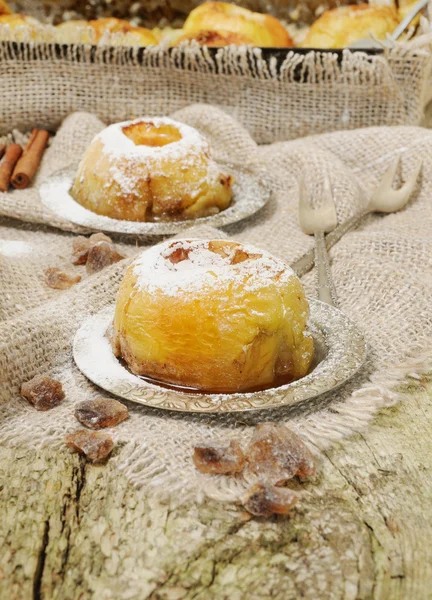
top-left (298, 174), bottom-right (338, 306)
top-left (293, 156), bottom-right (422, 278)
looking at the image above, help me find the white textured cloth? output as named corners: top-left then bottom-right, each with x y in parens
top-left (1, 107), bottom-right (432, 502)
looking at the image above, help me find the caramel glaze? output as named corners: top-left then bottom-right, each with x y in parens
top-left (118, 353), bottom-right (318, 395)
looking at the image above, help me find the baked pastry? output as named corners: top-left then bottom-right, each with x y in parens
top-left (176, 29), bottom-right (256, 47)
top-left (302, 4), bottom-right (399, 49)
top-left (152, 26), bottom-right (185, 46)
top-left (0, 14), bottom-right (41, 38)
top-left (56, 18), bottom-right (158, 45)
top-left (71, 117), bottom-right (233, 221)
top-left (111, 239), bottom-right (314, 393)
top-left (0, 1), bottom-right (12, 16)
top-left (153, 25), bottom-right (253, 47)
top-left (182, 2), bottom-right (293, 47)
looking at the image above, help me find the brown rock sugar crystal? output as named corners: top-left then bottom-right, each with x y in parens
top-left (65, 430), bottom-right (114, 462)
top-left (243, 482), bottom-right (299, 517)
top-left (86, 241), bottom-right (124, 274)
top-left (21, 375), bottom-right (65, 411)
top-left (74, 398), bottom-right (129, 429)
top-left (45, 267), bottom-right (81, 289)
top-left (72, 233), bottom-right (113, 265)
top-left (193, 440), bottom-right (245, 474)
top-left (247, 422), bottom-right (316, 485)
top-left (89, 232), bottom-right (112, 244)
top-left (71, 236), bottom-right (92, 265)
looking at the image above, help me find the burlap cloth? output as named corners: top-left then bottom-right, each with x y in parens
top-left (1, 37), bottom-right (432, 144)
top-left (1, 105), bottom-right (432, 502)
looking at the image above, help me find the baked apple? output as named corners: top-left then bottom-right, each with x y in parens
top-left (111, 239), bottom-right (314, 393)
top-left (71, 117), bottom-right (232, 222)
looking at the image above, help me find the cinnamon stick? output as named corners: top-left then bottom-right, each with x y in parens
top-left (0, 145), bottom-right (5, 160)
top-left (11, 129), bottom-right (49, 190)
top-left (0, 144), bottom-right (23, 192)
top-left (24, 128), bottom-right (38, 152)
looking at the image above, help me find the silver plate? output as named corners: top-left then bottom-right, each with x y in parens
top-left (73, 301), bottom-right (367, 413)
top-left (39, 163), bottom-right (270, 236)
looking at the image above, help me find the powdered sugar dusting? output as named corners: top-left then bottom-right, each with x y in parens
top-left (133, 239), bottom-right (295, 297)
top-left (39, 165), bottom-right (270, 235)
top-left (78, 116), bottom-right (224, 202)
top-left (98, 117), bottom-right (209, 160)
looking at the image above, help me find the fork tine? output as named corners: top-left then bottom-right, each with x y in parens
top-left (369, 155), bottom-right (400, 203)
top-left (298, 173), bottom-right (338, 234)
top-left (382, 155), bottom-right (401, 189)
top-left (369, 157), bottom-right (422, 212)
top-left (298, 176), bottom-right (314, 235)
top-left (298, 175), bottom-right (307, 206)
top-left (321, 173), bottom-right (338, 231)
top-left (322, 172), bottom-right (333, 206)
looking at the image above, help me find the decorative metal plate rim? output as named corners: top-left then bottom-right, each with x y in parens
top-left (39, 163), bottom-right (270, 236)
top-left (73, 301), bottom-right (367, 414)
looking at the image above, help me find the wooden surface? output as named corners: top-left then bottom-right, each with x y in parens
top-left (1, 376), bottom-right (432, 600)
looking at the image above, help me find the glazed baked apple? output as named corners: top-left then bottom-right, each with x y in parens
top-left (71, 117), bottom-right (232, 222)
top-left (111, 239), bottom-right (314, 393)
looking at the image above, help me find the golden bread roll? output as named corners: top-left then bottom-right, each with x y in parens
top-left (182, 2), bottom-right (293, 47)
top-left (56, 17), bottom-right (158, 45)
top-left (55, 20), bottom-right (91, 43)
top-left (0, 0), bottom-right (12, 16)
top-left (301, 3), bottom-right (400, 49)
top-left (0, 13), bottom-right (42, 40)
top-left (152, 26), bottom-right (185, 45)
top-left (176, 29), bottom-right (256, 46)
top-left (71, 117), bottom-right (233, 222)
top-left (112, 239), bottom-right (314, 393)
